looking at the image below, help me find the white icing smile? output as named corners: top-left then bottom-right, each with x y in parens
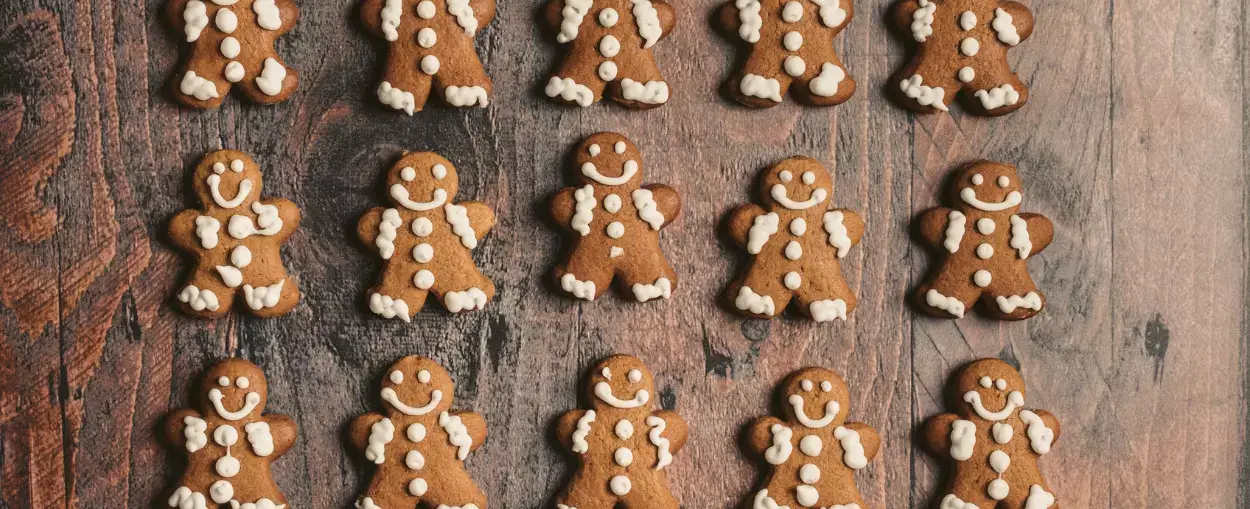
top-left (960, 187), bottom-right (1022, 212)
top-left (770, 184), bottom-right (828, 210)
top-left (963, 390), bottom-right (1024, 421)
top-left (582, 161), bottom-right (638, 186)
top-left (594, 381), bottom-right (650, 409)
top-left (391, 185), bottom-right (448, 211)
top-left (787, 394), bottom-right (840, 429)
top-left (207, 175), bottom-right (253, 209)
top-left (208, 388), bottom-right (261, 421)
top-left (381, 387), bottom-right (443, 416)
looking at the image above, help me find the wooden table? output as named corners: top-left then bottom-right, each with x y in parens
top-left (1, 0), bottom-right (1245, 507)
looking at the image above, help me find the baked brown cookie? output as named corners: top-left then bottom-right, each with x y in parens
top-left (169, 150), bottom-right (301, 318)
top-left (716, 0), bottom-right (855, 107)
top-left (542, 0), bottom-right (676, 108)
top-left (166, 0), bottom-right (300, 109)
top-left (361, 0), bottom-right (496, 114)
top-left (725, 157), bottom-right (863, 321)
top-left (358, 152), bottom-right (495, 319)
top-left (890, 0), bottom-right (1033, 115)
top-left (350, 356), bottom-right (487, 509)
top-left (551, 133), bottom-right (680, 302)
top-left (744, 368), bottom-right (879, 509)
top-left (553, 355), bottom-right (688, 509)
top-left (923, 358), bottom-right (1060, 509)
top-left (914, 161), bottom-right (1052, 320)
top-left (163, 359), bottom-right (297, 509)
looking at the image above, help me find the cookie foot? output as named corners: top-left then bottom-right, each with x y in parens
top-left (369, 292), bottom-right (412, 322)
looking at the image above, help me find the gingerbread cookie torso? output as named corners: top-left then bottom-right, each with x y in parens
top-left (542, 0), bottom-right (676, 108)
top-left (716, 0), bottom-right (855, 107)
top-left (745, 368), bottom-right (879, 509)
top-left (166, 0), bottom-right (300, 108)
top-left (163, 359), bottom-right (297, 509)
top-left (890, 0), bottom-right (1034, 115)
top-left (914, 161), bottom-right (1053, 320)
top-left (923, 358), bottom-right (1060, 509)
top-left (725, 157), bottom-right (864, 321)
top-left (358, 152), bottom-right (496, 320)
top-left (350, 356), bottom-right (487, 509)
top-left (169, 150), bottom-right (301, 318)
top-left (361, 0), bottom-right (496, 114)
top-left (551, 133), bottom-right (681, 302)
top-left (554, 355), bottom-right (688, 509)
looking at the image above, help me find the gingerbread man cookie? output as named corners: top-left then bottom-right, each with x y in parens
top-left (716, 0), bottom-right (855, 107)
top-left (350, 356), bottom-right (487, 509)
top-left (361, 0), bottom-right (495, 114)
top-left (923, 358), bottom-right (1060, 509)
top-left (724, 157), bottom-right (863, 321)
top-left (166, 0), bottom-right (300, 109)
top-left (914, 161), bottom-right (1052, 320)
top-left (169, 150), bottom-right (301, 318)
top-left (553, 355), bottom-right (688, 509)
top-left (163, 359), bottom-right (297, 509)
top-left (744, 368), bottom-right (879, 509)
top-left (358, 152), bottom-right (495, 320)
top-left (551, 133), bottom-right (680, 303)
top-left (890, 0), bottom-right (1033, 116)
top-left (542, 0), bottom-right (676, 108)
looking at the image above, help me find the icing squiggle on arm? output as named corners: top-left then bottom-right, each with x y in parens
top-left (823, 211), bottom-right (851, 257)
top-left (632, 189), bottom-right (665, 229)
top-left (439, 411), bottom-right (473, 460)
top-left (447, 0), bottom-right (479, 35)
top-left (571, 410), bottom-right (595, 453)
top-left (746, 212), bottom-right (779, 253)
top-left (833, 426), bottom-right (867, 469)
top-left (631, 0), bottom-right (662, 48)
top-left (645, 416), bottom-right (672, 469)
top-left (444, 203), bottom-right (478, 249)
top-left (557, 0), bottom-right (593, 43)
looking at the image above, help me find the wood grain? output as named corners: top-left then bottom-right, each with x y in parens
top-left (0, 0), bottom-right (1245, 508)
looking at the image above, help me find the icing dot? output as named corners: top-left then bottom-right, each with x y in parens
top-left (781, 1), bottom-right (804, 22)
top-left (977, 243), bottom-right (994, 259)
top-left (230, 160), bottom-right (244, 172)
top-left (799, 435), bottom-right (822, 456)
top-left (213, 424), bottom-right (239, 447)
top-left (225, 62), bottom-right (244, 83)
top-left (980, 376), bottom-right (993, 388)
top-left (783, 31), bottom-right (803, 52)
top-left (420, 55), bottom-right (440, 75)
top-left (231, 245), bottom-right (251, 268)
top-left (614, 141), bottom-right (626, 154)
top-left (209, 480), bottom-right (234, 504)
top-left (784, 55), bottom-right (806, 77)
top-left (785, 241), bottom-right (802, 260)
top-left (589, 144), bottom-right (601, 156)
top-left (974, 270), bottom-right (992, 288)
top-left (235, 377), bottom-right (249, 389)
top-left (418, 370), bottom-right (432, 383)
top-left (627, 369), bottom-right (642, 383)
top-left (601, 367), bottom-right (611, 379)
top-left (959, 66), bottom-right (975, 83)
top-left (972, 173), bottom-right (984, 185)
top-left (390, 370), bottom-right (404, 384)
top-left (412, 217), bottom-right (434, 236)
top-left (215, 455), bottom-right (240, 477)
top-left (796, 485), bottom-right (818, 507)
top-left (401, 167), bottom-right (417, 181)
top-left (406, 450), bottom-right (425, 469)
top-left (989, 450), bottom-right (1010, 473)
top-left (801, 171), bottom-right (815, 185)
top-left (409, 478), bottom-right (428, 496)
top-left (598, 61), bottom-right (618, 81)
top-left (820, 380), bottom-right (832, 392)
top-left (779, 170), bottom-right (793, 182)
top-left (609, 475), bottom-right (631, 496)
top-left (995, 378), bottom-right (1007, 390)
top-left (213, 162), bottom-right (227, 174)
top-left (604, 194), bottom-right (622, 213)
top-left (215, 9), bottom-right (238, 33)
top-left (998, 175), bottom-right (1010, 187)
top-left (218, 376), bottom-right (230, 387)
top-left (977, 218), bottom-right (996, 234)
top-left (988, 478), bottom-right (1009, 500)
top-left (960, 11), bottom-right (977, 31)
top-left (598, 8), bottom-right (619, 27)
top-left (414, 269), bottom-right (435, 289)
top-left (790, 218), bottom-right (807, 236)
top-left (992, 422), bottom-right (1013, 444)
top-left (220, 37), bottom-right (240, 59)
top-left (615, 419), bottom-right (633, 439)
top-left (606, 221), bottom-right (625, 239)
top-left (614, 447), bottom-right (633, 466)
top-left (784, 271), bottom-right (802, 290)
top-left (432, 164), bottom-right (447, 179)
top-left (599, 35), bottom-right (620, 58)
top-left (417, 1), bottom-right (435, 18)
top-left (418, 28), bottom-right (437, 48)
top-left (799, 463), bottom-right (820, 483)
top-left (960, 37), bottom-right (980, 56)
top-left (413, 243), bottom-right (434, 263)
top-left (800, 379), bottom-right (813, 391)
top-left (407, 423), bottom-right (426, 442)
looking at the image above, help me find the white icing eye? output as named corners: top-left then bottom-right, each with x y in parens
top-left (995, 378), bottom-right (1007, 390)
top-left (218, 376), bottom-right (230, 387)
top-left (589, 144), bottom-right (601, 156)
top-left (230, 160), bottom-right (244, 172)
top-left (389, 370), bottom-right (404, 384)
top-left (627, 369), bottom-right (642, 383)
top-left (972, 174), bottom-right (984, 185)
top-left (601, 367), bottom-right (611, 379)
top-left (623, 160), bottom-right (639, 175)
top-left (431, 164), bottom-right (447, 180)
top-left (236, 377), bottom-right (249, 389)
top-left (820, 380), bottom-right (833, 392)
top-left (418, 370), bottom-right (432, 383)
top-left (997, 175), bottom-right (1010, 187)
top-left (800, 379), bottom-right (813, 391)
top-left (779, 170), bottom-right (793, 182)
top-left (401, 167), bottom-right (416, 181)
top-left (801, 171), bottom-right (815, 185)
top-left (979, 376), bottom-right (992, 388)
top-left (614, 141), bottom-right (626, 154)
top-left (212, 162), bottom-right (227, 174)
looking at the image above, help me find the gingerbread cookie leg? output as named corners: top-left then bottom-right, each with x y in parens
top-left (545, 59), bottom-right (608, 108)
top-left (893, 55), bottom-right (961, 114)
top-left (982, 284), bottom-right (1046, 321)
top-left (618, 473), bottom-right (680, 509)
top-left (239, 269), bottom-right (298, 318)
top-left (231, 55), bottom-right (299, 106)
top-left (729, 50), bottom-right (791, 108)
top-left (367, 261), bottom-right (430, 322)
top-left (379, 49), bottom-right (434, 115)
top-left (554, 479), bottom-right (617, 509)
top-left (165, 478), bottom-right (216, 509)
top-left (606, 54), bottom-right (669, 109)
top-left (615, 248), bottom-right (676, 303)
top-left (178, 258), bottom-right (237, 318)
top-left (788, 51), bottom-right (855, 107)
top-left (727, 267), bottom-right (793, 319)
top-left (417, 469), bottom-right (487, 509)
top-left (960, 65), bottom-right (1028, 116)
top-left (433, 43), bottom-right (492, 109)
top-left (791, 271), bottom-right (857, 322)
top-left (938, 482), bottom-right (998, 509)
top-left (427, 257), bottom-right (496, 314)
top-left (174, 49), bottom-right (232, 109)
top-left (555, 247), bottom-right (616, 301)
top-left (356, 477), bottom-right (418, 509)
top-left (914, 269), bottom-right (981, 319)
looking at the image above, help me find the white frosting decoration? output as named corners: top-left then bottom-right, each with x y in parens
top-left (925, 288), bottom-right (964, 317)
top-left (975, 84), bottom-right (1021, 110)
top-left (208, 389), bottom-right (260, 421)
top-left (615, 419), bottom-right (634, 439)
top-left (570, 185), bottom-right (597, 236)
top-left (183, 416), bottom-right (209, 452)
top-left (391, 186), bottom-right (448, 212)
top-left (180, 72), bottom-right (219, 101)
top-left (439, 411), bottom-right (473, 460)
top-left (632, 189), bottom-right (665, 229)
top-left (407, 423), bottom-right (426, 442)
top-left (561, 272), bottom-right (596, 300)
top-left (949, 419), bottom-right (976, 460)
top-left (973, 270), bottom-right (992, 288)
top-left (992, 422), bottom-right (1013, 444)
top-left (231, 245), bottom-right (252, 268)
top-left (582, 160), bottom-right (638, 185)
top-left (613, 447), bottom-right (633, 467)
top-left (809, 63), bottom-right (845, 97)
top-left (961, 188), bottom-right (1022, 211)
top-left (964, 390), bottom-right (1024, 421)
top-left (771, 185), bottom-right (828, 210)
top-left (764, 423), bottom-right (793, 465)
top-left (809, 0), bottom-right (846, 28)
top-left (784, 56), bottom-right (806, 77)
top-left (184, 1), bottom-right (209, 42)
top-left (609, 475), bottom-right (631, 496)
top-left (754, 490), bottom-right (786, 509)
top-left (959, 11), bottom-right (976, 31)
top-left (557, 0), bottom-right (593, 43)
top-left (418, 28), bottom-right (438, 48)
top-left (369, 293), bottom-right (411, 321)
top-left (253, 0), bottom-right (282, 30)
top-left (409, 478), bottom-right (428, 496)
top-left (381, 387), bottom-right (442, 416)
top-left (443, 203), bottom-right (478, 249)
top-left (784, 272), bottom-right (801, 290)
top-left (940, 494), bottom-right (978, 509)
top-left (609, 246), bottom-right (624, 258)
top-left (599, 61), bottom-right (618, 81)
top-left (195, 216), bottom-right (220, 249)
top-left (546, 76), bottom-right (595, 106)
top-left (621, 79), bottom-right (670, 105)
top-left (1009, 215), bottom-right (1032, 259)
top-left (412, 271), bottom-right (434, 289)
top-left (788, 395), bottom-right (838, 429)
top-left (614, 142), bottom-right (627, 154)
top-left (960, 37), bottom-right (980, 57)
top-left (256, 58), bottom-right (287, 96)
top-left (799, 434), bottom-right (821, 456)
top-left (823, 211), bottom-right (851, 257)
top-left (799, 464), bottom-right (819, 483)
top-left (364, 418), bottom-right (394, 464)
top-left (227, 202), bottom-right (283, 239)
top-left (783, 31), bottom-right (803, 51)
top-left (377, 82), bottom-right (416, 115)
top-left (1024, 485), bottom-right (1055, 509)
top-left (571, 410), bottom-right (595, 453)
top-left (376, 208), bottom-right (402, 259)
top-left (992, 8), bottom-right (1021, 46)
top-left (795, 485), bottom-right (818, 507)
top-left (747, 212), bottom-right (779, 254)
top-left (631, 0), bottom-right (662, 48)
top-left (632, 277), bottom-right (672, 302)
top-left (421, 55), bottom-right (441, 75)
top-left (910, 0), bottom-right (936, 42)
top-left (209, 480), bottom-right (233, 504)
top-left (239, 278), bottom-right (281, 310)
top-left (833, 426), bottom-right (867, 469)
top-left (741, 74), bottom-right (782, 102)
top-left (417, 0), bottom-right (435, 18)
top-left (988, 478), bottom-right (1009, 500)
top-left (976, 219), bottom-right (996, 237)
top-left (785, 240), bottom-right (802, 260)
top-left (594, 381), bottom-right (649, 408)
top-left (959, 66), bottom-right (975, 83)
top-left (603, 194), bottom-right (622, 213)
top-left (900, 74), bottom-right (948, 111)
top-left (446, 85), bottom-right (489, 107)
top-left (444, 288), bottom-right (488, 312)
top-left (645, 416), bottom-right (672, 469)
top-left (735, 0), bottom-right (763, 43)
top-left (782, 1), bottom-right (803, 22)
top-left (997, 292), bottom-right (1043, 313)
top-left (735, 286), bottom-right (775, 315)
top-left (1018, 410), bottom-right (1054, 454)
top-left (224, 61), bottom-right (245, 83)
top-left (179, 285), bottom-right (220, 311)
top-left (381, 0), bottom-right (403, 41)
top-left (599, 35), bottom-right (620, 57)
top-left (447, 0), bottom-right (479, 35)
top-left (214, 8), bottom-right (238, 33)
top-left (790, 218), bottom-right (807, 236)
top-left (809, 299), bottom-right (847, 322)
top-left (989, 449), bottom-right (1010, 473)
top-left (220, 37), bottom-right (240, 59)
top-left (599, 8), bottom-right (618, 27)
top-left (216, 266), bottom-right (243, 288)
top-left (168, 487), bottom-right (207, 509)
top-left (413, 243), bottom-right (434, 264)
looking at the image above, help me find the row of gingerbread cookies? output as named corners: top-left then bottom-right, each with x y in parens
top-left (172, 133), bottom-right (1052, 322)
top-left (165, 355), bottom-right (1061, 509)
top-left (171, 0), bottom-right (1033, 116)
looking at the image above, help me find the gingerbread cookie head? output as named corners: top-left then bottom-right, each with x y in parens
top-left (198, 358), bottom-right (270, 421)
top-left (585, 355), bottom-right (655, 413)
top-left (759, 157), bottom-right (833, 212)
top-left (379, 355), bottom-right (457, 417)
top-left (572, 133), bottom-right (646, 190)
top-left (950, 161), bottom-right (1024, 215)
top-left (387, 153), bottom-right (462, 210)
top-left (951, 358), bottom-right (1027, 421)
top-left (192, 151), bottom-right (267, 212)
top-left (780, 367), bottom-right (849, 428)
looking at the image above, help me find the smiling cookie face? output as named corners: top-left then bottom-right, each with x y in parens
top-left (586, 355), bottom-right (655, 411)
top-left (201, 358), bottom-right (269, 421)
top-left (954, 358), bottom-right (1027, 422)
top-left (760, 157), bottom-right (832, 212)
top-left (952, 161), bottom-right (1023, 214)
top-left (574, 132), bottom-right (645, 189)
top-left (388, 153), bottom-right (461, 212)
top-left (781, 367), bottom-right (848, 429)
top-left (192, 150), bottom-right (265, 211)
top-left (380, 356), bottom-right (455, 417)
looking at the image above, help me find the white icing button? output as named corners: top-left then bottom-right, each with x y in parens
top-left (609, 475), bottom-right (631, 495)
top-left (215, 9), bottom-right (238, 33)
top-left (977, 218), bottom-right (996, 234)
top-left (606, 221), bottom-right (625, 239)
top-left (783, 31), bottom-right (803, 51)
top-left (412, 217), bottom-right (434, 236)
top-left (209, 480), bottom-right (234, 504)
top-left (992, 422), bottom-right (1013, 444)
top-left (599, 35), bottom-right (621, 58)
top-left (799, 463), bottom-right (820, 483)
top-left (784, 271), bottom-right (802, 290)
top-left (974, 270), bottom-right (992, 287)
top-left (628, 369), bottom-right (642, 382)
top-left (414, 269), bottom-right (435, 290)
top-left (231, 245), bottom-right (252, 268)
top-left (959, 66), bottom-right (975, 83)
top-left (784, 55), bottom-right (806, 77)
top-left (799, 435), bottom-right (822, 456)
top-left (213, 424), bottom-right (239, 446)
top-left (417, 1), bottom-right (435, 18)
top-left (790, 218), bottom-right (807, 236)
top-left (220, 37), bottom-right (240, 59)
top-left (598, 61), bottom-right (618, 81)
top-left (409, 478), bottom-right (428, 496)
top-left (420, 55), bottom-right (441, 75)
top-left (215, 454), bottom-right (240, 477)
top-left (405, 449), bottom-right (426, 470)
top-left (779, 170), bottom-right (793, 182)
top-left (413, 243), bottom-right (434, 263)
top-left (418, 28), bottom-right (438, 48)
top-left (988, 478), bottom-right (1009, 500)
top-left (960, 11), bottom-right (977, 31)
top-left (598, 8), bottom-right (619, 27)
top-left (407, 423), bottom-right (427, 443)
top-left (781, 1), bottom-right (804, 22)
top-left (614, 447), bottom-right (633, 466)
top-left (785, 241), bottom-right (802, 260)
top-left (989, 450), bottom-right (1010, 473)
top-left (615, 419), bottom-right (634, 439)
top-left (795, 485), bottom-right (818, 507)
top-left (977, 243), bottom-right (994, 259)
top-left (604, 194), bottom-right (622, 213)
top-left (960, 37), bottom-right (980, 56)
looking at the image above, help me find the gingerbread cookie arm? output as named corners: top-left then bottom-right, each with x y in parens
top-left (163, 408), bottom-right (204, 453)
top-left (266, 197), bottom-right (303, 243)
top-left (549, 187), bottom-right (578, 231)
top-left (459, 201), bottom-right (497, 240)
top-left (357, 207), bottom-right (386, 249)
top-left (168, 209), bottom-right (204, 253)
top-left (359, 0), bottom-right (387, 38)
top-left (1032, 409), bottom-right (1061, 445)
top-left (1000, 2), bottom-right (1035, 42)
top-left (264, 413), bottom-right (299, 457)
top-left (473, 0), bottom-right (499, 29)
top-left (916, 207), bottom-right (954, 248)
top-left (1018, 212), bottom-right (1054, 256)
top-left (890, 0), bottom-right (921, 35)
top-left (742, 415), bottom-right (785, 458)
top-left (347, 412), bottom-right (387, 452)
top-left (652, 0), bottom-right (677, 40)
top-left (165, 0), bottom-right (193, 34)
top-left (554, 409), bottom-right (588, 452)
top-left (922, 413), bottom-right (959, 456)
top-left (541, 0), bottom-right (567, 36)
top-left (271, 0), bottom-right (301, 35)
top-left (727, 203), bottom-right (768, 248)
top-left (836, 208), bottom-right (866, 247)
top-left (651, 409), bottom-right (689, 453)
top-left (452, 410), bottom-right (489, 453)
top-left (643, 184), bottom-right (682, 228)
top-left (842, 421), bottom-right (880, 463)
top-left (713, 2), bottom-right (742, 36)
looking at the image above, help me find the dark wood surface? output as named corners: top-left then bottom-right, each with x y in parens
top-left (1, 0), bottom-right (1246, 508)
